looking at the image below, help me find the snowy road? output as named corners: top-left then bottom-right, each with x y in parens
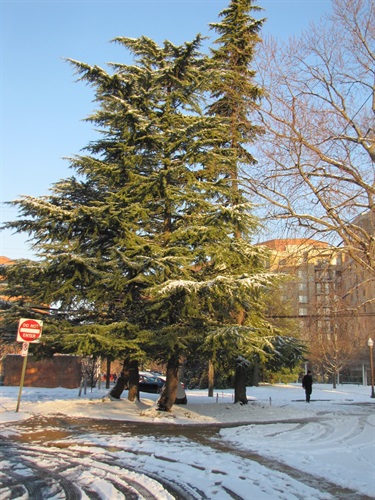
top-left (0, 435), bottom-right (182, 499)
top-left (1, 412), bottom-right (373, 499)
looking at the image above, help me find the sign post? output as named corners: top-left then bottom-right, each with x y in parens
top-left (15, 319), bottom-right (43, 412)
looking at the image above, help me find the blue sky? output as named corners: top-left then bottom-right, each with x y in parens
top-left (1, 0), bottom-right (332, 259)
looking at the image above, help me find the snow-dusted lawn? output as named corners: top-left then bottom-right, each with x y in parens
top-left (1, 383), bottom-right (374, 499)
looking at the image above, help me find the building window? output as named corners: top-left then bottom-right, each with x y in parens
top-left (299, 295), bottom-right (308, 303)
top-left (325, 320), bottom-right (332, 333)
top-left (299, 307), bottom-right (308, 316)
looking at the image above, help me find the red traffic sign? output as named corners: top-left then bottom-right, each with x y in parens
top-left (17, 318), bottom-right (43, 343)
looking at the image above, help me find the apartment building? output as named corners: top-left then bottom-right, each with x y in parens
top-left (340, 212), bottom-right (375, 342)
top-left (261, 238), bottom-right (343, 331)
top-left (260, 238), bottom-right (370, 383)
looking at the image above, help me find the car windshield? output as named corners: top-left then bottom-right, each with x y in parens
top-left (142, 376), bottom-right (158, 383)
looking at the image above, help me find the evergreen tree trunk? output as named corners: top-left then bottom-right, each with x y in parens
top-left (208, 359), bottom-right (214, 397)
top-left (234, 360), bottom-right (248, 404)
top-left (252, 361), bottom-right (260, 387)
top-left (109, 367), bottom-right (127, 400)
top-left (123, 358), bottom-right (139, 402)
top-left (157, 355), bottom-right (179, 412)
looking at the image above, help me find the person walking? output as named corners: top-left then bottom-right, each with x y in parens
top-left (302, 370), bottom-right (313, 402)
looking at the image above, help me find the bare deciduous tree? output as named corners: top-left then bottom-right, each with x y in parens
top-left (246, 0), bottom-right (374, 288)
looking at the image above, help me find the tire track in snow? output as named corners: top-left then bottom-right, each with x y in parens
top-left (0, 440), bottom-right (178, 499)
top-left (2, 414), bottom-right (373, 499)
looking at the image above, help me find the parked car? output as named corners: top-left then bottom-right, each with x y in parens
top-left (138, 373), bottom-right (164, 394)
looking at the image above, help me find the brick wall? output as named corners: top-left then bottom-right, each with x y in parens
top-left (3, 355), bottom-right (82, 388)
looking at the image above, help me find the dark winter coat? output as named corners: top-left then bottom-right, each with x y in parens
top-left (302, 373), bottom-right (313, 393)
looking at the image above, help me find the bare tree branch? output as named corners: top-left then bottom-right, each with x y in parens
top-left (246, 0), bottom-right (374, 278)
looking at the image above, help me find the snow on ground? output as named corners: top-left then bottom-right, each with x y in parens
top-left (1, 383), bottom-right (374, 499)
